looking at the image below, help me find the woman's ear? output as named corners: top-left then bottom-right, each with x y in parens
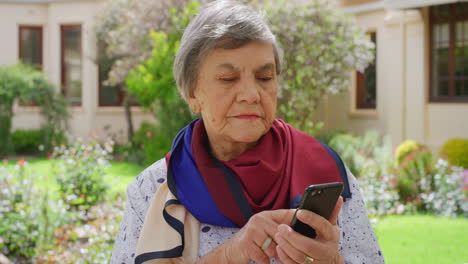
top-left (187, 96), bottom-right (201, 114)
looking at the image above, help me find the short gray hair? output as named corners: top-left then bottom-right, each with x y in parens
top-left (173, 0), bottom-right (283, 100)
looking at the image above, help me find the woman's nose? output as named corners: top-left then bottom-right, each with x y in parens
top-left (236, 77), bottom-right (261, 104)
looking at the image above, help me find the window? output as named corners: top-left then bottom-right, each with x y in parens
top-left (430, 3), bottom-right (468, 102)
top-left (19, 26), bottom-right (42, 68)
top-left (97, 40), bottom-right (139, 107)
top-left (356, 31), bottom-right (377, 109)
top-left (18, 26), bottom-right (42, 106)
top-left (61, 25), bottom-right (82, 106)
top-left (97, 39), bottom-right (123, 106)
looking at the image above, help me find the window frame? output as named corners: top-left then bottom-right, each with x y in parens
top-left (60, 24), bottom-right (83, 106)
top-left (356, 31), bottom-right (377, 110)
top-left (97, 78), bottom-right (140, 107)
top-left (97, 40), bottom-right (139, 107)
top-left (18, 25), bottom-right (43, 106)
top-left (97, 77), bottom-right (124, 107)
top-left (18, 25), bottom-right (43, 69)
top-left (429, 3), bottom-right (468, 102)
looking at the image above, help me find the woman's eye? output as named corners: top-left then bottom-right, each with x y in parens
top-left (258, 76), bottom-right (273, 81)
top-left (220, 77), bottom-right (238, 82)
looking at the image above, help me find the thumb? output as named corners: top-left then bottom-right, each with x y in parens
top-left (328, 196), bottom-right (343, 225)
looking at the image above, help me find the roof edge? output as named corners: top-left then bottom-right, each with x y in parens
top-left (0, 0), bottom-right (93, 3)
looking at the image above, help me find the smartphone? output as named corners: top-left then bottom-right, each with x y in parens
top-left (290, 182), bottom-right (344, 238)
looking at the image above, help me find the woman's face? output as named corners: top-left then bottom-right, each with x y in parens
top-left (189, 40), bottom-right (278, 146)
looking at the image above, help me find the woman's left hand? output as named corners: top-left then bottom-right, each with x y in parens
top-left (274, 197), bottom-right (344, 264)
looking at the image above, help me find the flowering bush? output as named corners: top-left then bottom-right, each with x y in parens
top-left (355, 135), bottom-right (401, 216)
top-left (329, 130), bottom-right (401, 215)
top-left (53, 139), bottom-right (113, 211)
top-left (37, 199), bottom-right (124, 264)
top-left (395, 140), bottom-right (425, 166)
top-left (394, 141), bottom-right (435, 206)
top-left (0, 161), bottom-right (70, 263)
top-left (264, 0), bottom-right (374, 134)
top-left (330, 130), bottom-right (383, 177)
top-left (419, 159), bottom-right (468, 217)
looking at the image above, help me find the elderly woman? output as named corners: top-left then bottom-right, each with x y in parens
top-left (111, 1), bottom-right (384, 264)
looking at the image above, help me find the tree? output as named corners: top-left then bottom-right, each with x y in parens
top-left (125, 2), bottom-right (199, 163)
top-left (262, 0), bottom-right (374, 134)
top-left (0, 63), bottom-right (69, 158)
top-left (94, 0), bottom-right (196, 141)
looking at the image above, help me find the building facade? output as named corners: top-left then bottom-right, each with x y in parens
top-left (0, 0), bottom-right (155, 143)
top-left (323, 0), bottom-right (468, 150)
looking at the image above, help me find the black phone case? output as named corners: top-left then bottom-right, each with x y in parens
top-left (290, 182), bottom-right (344, 238)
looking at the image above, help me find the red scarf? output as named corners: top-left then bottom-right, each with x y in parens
top-left (191, 119), bottom-right (342, 227)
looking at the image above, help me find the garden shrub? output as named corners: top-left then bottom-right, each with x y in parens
top-left (419, 159), bottom-right (468, 217)
top-left (0, 162), bottom-right (70, 263)
top-left (37, 200), bottom-right (124, 264)
top-left (439, 138), bottom-right (468, 169)
top-left (112, 142), bottom-right (145, 165)
top-left (313, 128), bottom-right (347, 145)
top-left (0, 63), bottom-right (69, 159)
top-left (53, 140), bottom-right (113, 211)
top-left (132, 122), bottom-right (171, 166)
top-left (395, 140), bottom-right (424, 166)
top-left (329, 130), bottom-right (381, 177)
top-left (10, 129), bottom-right (68, 156)
top-left (394, 140), bottom-right (435, 206)
top-left (11, 129), bottom-right (42, 155)
top-left (356, 134), bottom-right (400, 216)
top-left (328, 130), bottom-right (401, 215)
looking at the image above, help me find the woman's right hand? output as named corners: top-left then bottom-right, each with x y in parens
top-left (223, 209), bottom-right (296, 264)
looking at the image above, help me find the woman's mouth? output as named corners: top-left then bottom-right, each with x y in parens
top-left (234, 114), bottom-right (260, 120)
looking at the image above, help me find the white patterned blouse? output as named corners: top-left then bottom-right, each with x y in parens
top-left (111, 158), bottom-right (385, 264)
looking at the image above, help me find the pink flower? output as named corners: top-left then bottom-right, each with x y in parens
top-left (18, 159), bottom-right (25, 166)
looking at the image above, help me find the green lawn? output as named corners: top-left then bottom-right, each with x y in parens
top-left (375, 214), bottom-right (468, 264)
top-left (2, 158), bottom-right (145, 196)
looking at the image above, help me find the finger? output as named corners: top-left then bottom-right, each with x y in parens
top-left (248, 245), bottom-right (271, 264)
top-left (263, 217), bottom-right (284, 239)
top-left (296, 210), bottom-right (339, 241)
top-left (276, 245), bottom-right (296, 264)
top-left (252, 212), bottom-right (293, 253)
top-left (264, 209), bottom-right (297, 225)
top-left (248, 215), bottom-right (279, 248)
top-left (277, 224), bottom-right (327, 258)
top-left (259, 236), bottom-right (277, 259)
top-left (275, 230), bottom-right (309, 264)
top-left (328, 197), bottom-right (343, 225)
top-left (253, 212), bottom-right (287, 240)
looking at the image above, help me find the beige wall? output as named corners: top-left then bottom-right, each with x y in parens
top-left (324, 6), bottom-right (468, 151)
top-left (338, 0), bottom-right (381, 7)
top-left (0, 1), bottom-right (155, 143)
top-left (427, 104), bottom-right (468, 149)
top-left (323, 10), bottom-right (389, 138)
